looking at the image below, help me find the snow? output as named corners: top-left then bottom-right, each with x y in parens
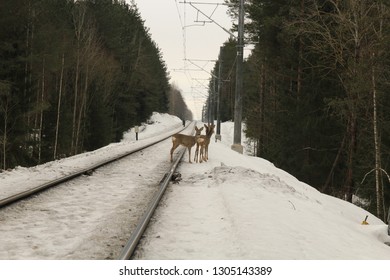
top-left (1, 112), bottom-right (390, 260)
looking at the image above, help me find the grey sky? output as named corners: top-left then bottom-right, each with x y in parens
top-left (132, 0), bottom-right (233, 119)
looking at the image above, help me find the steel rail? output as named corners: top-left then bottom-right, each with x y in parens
top-left (118, 145), bottom-right (186, 260)
top-left (117, 123), bottom-right (199, 260)
top-left (0, 124), bottom-right (190, 208)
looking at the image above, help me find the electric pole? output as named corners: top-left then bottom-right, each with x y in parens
top-left (208, 88), bottom-right (212, 123)
top-left (231, 0), bottom-right (244, 154)
top-left (216, 46), bottom-right (223, 141)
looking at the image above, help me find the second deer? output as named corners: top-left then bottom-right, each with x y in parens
top-left (194, 123), bottom-right (215, 163)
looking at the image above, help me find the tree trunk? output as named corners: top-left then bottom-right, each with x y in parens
top-left (371, 53), bottom-right (383, 219)
top-left (345, 113), bottom-right (357, 202)
top-left (38, 57), bottom-right (45, 163)
top-left (257, 62), bottom-right (265, 157)
top-left (54, 53), bottom-right (65, 159)
top-left (71, 47), bottom-right (80, 155)
top-left (2, 115), bottom-right (6, 170)
top-left (296, 0), bottom-right (304, 99)
top-left (71, 3), bottom-right (86, 155)
top-left (0, 81), bottom-right (12, 170)
top-left (1, 100), bottom-right (8, 170)
top-left (76, 65), bottom-right (89, 153)
top-left (27, 4), bottom-right (35, 132)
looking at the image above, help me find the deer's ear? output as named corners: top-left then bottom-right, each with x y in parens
top-left (200, 127), bottom-right (204, 131)
top-left (204, 124), bottom-right (208, 129)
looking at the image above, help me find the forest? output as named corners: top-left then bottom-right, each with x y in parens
top-left (0, 0), bottom-right (192, 170)
top-left (204, 0), bottom-right (390, 220)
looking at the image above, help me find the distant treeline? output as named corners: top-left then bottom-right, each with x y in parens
top-left (206, 0), bottom-right (390, 219)
top-left (0, 0), bottom-right (192, 170)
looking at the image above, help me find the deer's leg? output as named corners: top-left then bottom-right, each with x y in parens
top-left (188, 147), bottom-right (192, 163)
top-left (170, 142), bottom-right (179, 162)
top-left (194, 143), bottom-right (198, 163)
top-left (203, 145), bottom-right (208, 162)
top-left (200, 145), bottom-right (204, 162)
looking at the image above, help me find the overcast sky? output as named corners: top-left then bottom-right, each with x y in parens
top-left (131, 0), bottom-right (234, 120)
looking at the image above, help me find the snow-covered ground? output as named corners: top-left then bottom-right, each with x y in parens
top-left (1, 112), bottom-right (390, 260)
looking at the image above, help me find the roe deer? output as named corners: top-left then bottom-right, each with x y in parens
top-left (170, 126), bottom-right (203, 163)
top-left (194, 123), bottom-right (215, 163)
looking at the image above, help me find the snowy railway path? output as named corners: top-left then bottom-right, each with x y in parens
top-left (0, 115), bottom-right (191, 259)
top-left (2, 113), bottom-right (390, 260)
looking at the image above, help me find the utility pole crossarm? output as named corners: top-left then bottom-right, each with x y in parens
top-left (181, 1), bottom-right (237, 38)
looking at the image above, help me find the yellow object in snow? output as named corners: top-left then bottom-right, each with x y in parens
top-left (361, 215), bottom-right (369, 225)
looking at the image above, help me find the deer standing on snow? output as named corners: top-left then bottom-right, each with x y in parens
top-left (194, 123), bottom-right (215, 163)
top-left (170, 126), bottom-right (203, 163)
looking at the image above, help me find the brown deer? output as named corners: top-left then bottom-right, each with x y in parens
top-left (194, 123), bottom-right (215, 163)
top-left (170, 126), bottom-right (203, 163)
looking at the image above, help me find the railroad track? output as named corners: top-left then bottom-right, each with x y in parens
top-left (0, 122), bottom-right (197, 259)
top-left (0, 124), bottom-right (191, 209)
top-left (118, 144), bottom-right (185, 259)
